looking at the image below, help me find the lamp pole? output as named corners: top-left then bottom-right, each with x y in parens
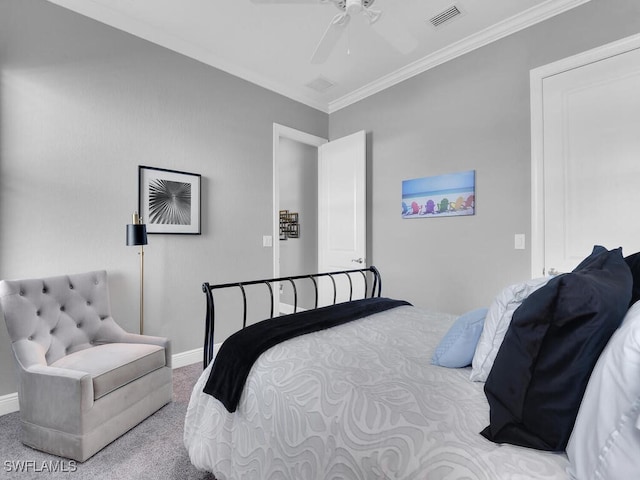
top-left (139, 241), bottom-right (144, 335)
top-left (126, 212), bottom-right (148, 335)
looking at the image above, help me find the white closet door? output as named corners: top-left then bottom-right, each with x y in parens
top-left (539, 44), bottom-right (640, 274)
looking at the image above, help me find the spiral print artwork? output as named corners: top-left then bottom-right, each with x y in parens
top-left (148, 179), bottom-right (191, 225)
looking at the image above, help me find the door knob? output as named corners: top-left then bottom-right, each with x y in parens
top-left (352, 258), bottom-right (364, 264)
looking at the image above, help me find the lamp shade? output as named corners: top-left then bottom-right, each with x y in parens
top-left (126, 224), bottom-right (148, 246)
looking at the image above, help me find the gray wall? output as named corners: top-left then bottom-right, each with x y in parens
top-left (278, 138), bottom-right (318, 310)
top-left (1, 0), bottom-right (640, 398)
top-left (330, 0), bottom-right (640, 315)
top-left (0, 0), bottom-right (327, 395)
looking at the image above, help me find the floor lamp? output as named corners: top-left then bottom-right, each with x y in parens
top-left (126, 212), bottom-right (148, 335)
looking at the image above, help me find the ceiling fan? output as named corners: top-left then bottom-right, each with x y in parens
top-left (251, 0), bottom-right (417, 64)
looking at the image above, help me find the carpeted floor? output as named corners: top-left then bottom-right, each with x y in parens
top-left (0, 363), bottom-right (216, 480)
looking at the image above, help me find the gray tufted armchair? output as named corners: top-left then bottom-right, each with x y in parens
top-left (0, 270), bottom-right (173, 462)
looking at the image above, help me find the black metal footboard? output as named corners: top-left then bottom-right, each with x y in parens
top-left (201, 266), bottom-right (381, 368)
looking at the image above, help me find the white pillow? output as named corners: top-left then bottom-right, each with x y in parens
top-left (469, 276), bottom-right (551, 382)
top-left (566, 300), bottom-right (640, 480)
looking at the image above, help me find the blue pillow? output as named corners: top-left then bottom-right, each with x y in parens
top-left (432, 308), bottom-right (488, 368)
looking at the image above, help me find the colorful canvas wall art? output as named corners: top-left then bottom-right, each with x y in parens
top-left (402, 170), bottom-right (475, 219)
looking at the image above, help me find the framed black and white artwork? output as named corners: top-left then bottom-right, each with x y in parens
top-left (138, 165), bottom-right (201, 234)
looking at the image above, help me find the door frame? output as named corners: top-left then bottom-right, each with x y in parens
top-left (529, 32), bottom-right (640, 277)
top-left (272, 124), bottom-right (327, 282)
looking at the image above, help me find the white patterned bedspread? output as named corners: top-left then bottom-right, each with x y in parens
top-left (184, 305), bottom-right (569, 479)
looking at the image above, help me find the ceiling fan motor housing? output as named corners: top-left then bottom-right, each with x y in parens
top-left (335, 0), bottom-right (376, 13)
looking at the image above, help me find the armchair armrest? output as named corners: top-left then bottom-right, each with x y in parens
top-left (19, 365), bottom-right (93, 432)
top-left (94, 317), bottom-right (172, 367)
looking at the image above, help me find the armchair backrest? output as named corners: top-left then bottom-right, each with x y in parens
top-left (0, 270), bottom-right (126, 368)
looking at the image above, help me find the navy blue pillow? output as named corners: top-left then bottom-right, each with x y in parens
top-left (481, 246), bottom-right (632, 451)
top-left (624, 251), bottom-right (640, 307)
top-left (573, 244), bottom-right (607, 270)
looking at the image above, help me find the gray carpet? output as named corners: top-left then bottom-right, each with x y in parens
top-left (0, 363), bottom-right (216, 480)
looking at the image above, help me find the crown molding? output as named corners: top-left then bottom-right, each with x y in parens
top-left (47, 0), bottom-right (590, 115)
top-left (328, 0), bottom-right (592, 113)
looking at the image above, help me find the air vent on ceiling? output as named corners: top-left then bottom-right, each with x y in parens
top-left (305, 76), bottom-right (335, 93)
top-left (429, 5), bottom-right (463, 28)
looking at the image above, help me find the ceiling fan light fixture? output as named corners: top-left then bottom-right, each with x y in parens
top-left (259, 0), bottom-right (404, 64)
top-left (335, 0), bottom-right (376, 9)
top-left (345, 0), bottom-right (363, 15)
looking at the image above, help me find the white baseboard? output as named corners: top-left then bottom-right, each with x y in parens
top-left (172, 347), bottom-right (203, 369)
top-left (0, 392), bottom-right (19, 417)
top-left (279, 302), bottom-right (307, 315)
top-left (0, 347), bottom-right (205, 417)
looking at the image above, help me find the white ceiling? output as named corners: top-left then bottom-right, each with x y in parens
top-left (46, 0), bottom-right (590, 113)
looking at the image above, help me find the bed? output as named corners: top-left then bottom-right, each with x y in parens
top-left (184, 250), bottom-right (640, 480)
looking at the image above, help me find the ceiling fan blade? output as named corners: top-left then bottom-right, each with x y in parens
top-left (311, 13), bottom-right (350, 64)
top-left (369, 10), bottom-right (418, 55)
top-left (361, 7), bottom-right (382, 24)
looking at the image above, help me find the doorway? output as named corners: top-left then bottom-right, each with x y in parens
top-left (272, 124), bottom-right (368, 313)
top-left (272, 124), bottom-right (327, 313)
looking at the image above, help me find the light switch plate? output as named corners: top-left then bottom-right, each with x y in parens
top-left (514, 234), bottom-right (525, 250)
top-left (263, 235), bottom-right (273, 247)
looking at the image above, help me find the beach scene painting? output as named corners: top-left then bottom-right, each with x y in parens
top-left (402, 170), bottom-right (475, 218)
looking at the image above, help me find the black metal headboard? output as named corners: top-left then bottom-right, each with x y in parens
top-left (201, 266), bottom-right (381, 368)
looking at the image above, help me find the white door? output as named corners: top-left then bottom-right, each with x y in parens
top-left (531, 35), bottom-right (640, 276)
top-left (318, 130), bottom-right (367, 304)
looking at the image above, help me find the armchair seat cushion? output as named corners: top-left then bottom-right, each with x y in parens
top-left (50, 343), bottom-right (166, 400)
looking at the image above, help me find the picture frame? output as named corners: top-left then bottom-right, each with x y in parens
top-left (286, 223), bottom-right (299, 238)
top-left (278, 209), bottom-right (300, 240)
top-left (138, 165), bottom-right (201, 234)
top-left (402, 170), bottom-right (475, 219)
top-left (279, 210), bottom-right (289, 241)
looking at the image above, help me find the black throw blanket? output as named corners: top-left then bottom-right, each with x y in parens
top-left (203, 297), bottom-right (411, 412)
